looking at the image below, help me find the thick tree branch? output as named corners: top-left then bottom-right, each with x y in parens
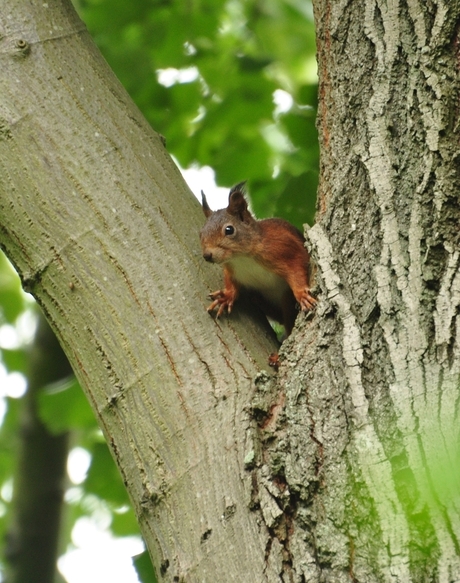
top-left (0, 1), bottom-right (279, 580)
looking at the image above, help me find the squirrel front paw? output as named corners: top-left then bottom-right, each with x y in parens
top-left (296, 288), bottom-right (316, 311)
top-left (207, 288), bottom-right (237, 318)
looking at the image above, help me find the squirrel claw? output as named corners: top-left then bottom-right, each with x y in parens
top-left (207, 289), bottom-right (235, 317)
top-left (298, 288), bottom-right (316, 311)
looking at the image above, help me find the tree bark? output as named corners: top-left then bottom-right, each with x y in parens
top-left (252, 1), bottom-right (460, 581)
top-left (0, 1), bottom-right (278, 581)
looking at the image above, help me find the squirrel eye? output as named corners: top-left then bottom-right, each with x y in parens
top-left (224, 225), bottom-right (235, 236)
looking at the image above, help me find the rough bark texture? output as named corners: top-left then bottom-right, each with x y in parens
top-left (5, 314), bottom-right (71, 583)
top-left (249, 1), bottom-right (460, 581)
top-left (0, 1), bottom-right (279, 581)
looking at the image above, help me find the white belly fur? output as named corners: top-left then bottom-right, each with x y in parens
top-left (228, 256), bottom-right (289, 306)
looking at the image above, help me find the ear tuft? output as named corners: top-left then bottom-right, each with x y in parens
top-left (229, 181), bottom-right (247, 196)
top-left (201, 190), bottom-right (212, 218)
top-left (227, 182), bottom-right (253, 222)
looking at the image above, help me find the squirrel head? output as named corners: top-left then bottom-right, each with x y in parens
top-left (200, 182), bottom-right (260, 264)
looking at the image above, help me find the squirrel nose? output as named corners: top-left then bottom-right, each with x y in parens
top-left (203, 252), bottom-right (213, 262)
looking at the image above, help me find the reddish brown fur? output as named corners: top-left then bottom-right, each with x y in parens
top-left (200, 184), bottom-right (315, 337)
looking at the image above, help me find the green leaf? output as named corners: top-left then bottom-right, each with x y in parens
top-left (133, 550), bottom-right (158, 583)
top-left (0, 396), bottom-right (22, 479)
top-left (248, 170), bottom-right (317, 230)
top-left (274, 172), bottom-right (318, 228)
top-left (0, 252), bottom-right (27, 323)
top-left (1, 348), bottom-right (28, 374)
top-left (111, 505), bottom-right (141, 536)
top-left (37, 377), bottom-right (96, 434)
top-left (84, 441), bottom-right (130, 506)
top-left (281, 106), bottom-right (318, 150)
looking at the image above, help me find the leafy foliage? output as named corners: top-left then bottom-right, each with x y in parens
top-left (76, 0), bottom-right (318, 227)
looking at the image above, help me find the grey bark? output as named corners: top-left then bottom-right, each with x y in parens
top-left (251, 1), bottom-right (460, 581)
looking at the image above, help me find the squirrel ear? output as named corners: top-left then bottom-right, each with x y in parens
top-left (227, 182), bottom-right (254, 222)
top-left (227, 189), bottom-right (249, 218)
top-left (201, 190), bottom-right (213, 218)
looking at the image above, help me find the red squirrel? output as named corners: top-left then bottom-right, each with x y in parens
top-left (200, 182), bottom-right (315, 339)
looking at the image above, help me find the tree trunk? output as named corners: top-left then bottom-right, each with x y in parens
top-left (254, 1), bottom-right (460, 580)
